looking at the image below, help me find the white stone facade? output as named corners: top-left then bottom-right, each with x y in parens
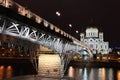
top-left (38, 54), bottom-right (61, 78)
top-left (80, 27), bottom-right (109, 54)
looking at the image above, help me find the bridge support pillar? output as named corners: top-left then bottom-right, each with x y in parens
top-left (38, 54), bottom-right (61, 78)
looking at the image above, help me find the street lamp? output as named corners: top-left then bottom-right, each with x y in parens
top-left (56, 11), bottom-right (61, 17)
top-left (76, 30), bottom-right (78, 33)
top-left (55, 11), bottom-right (61, 27)
top-left (69, 24), bottom-right (72, 28)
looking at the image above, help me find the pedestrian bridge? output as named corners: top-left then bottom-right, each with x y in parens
top-left (0, 0), bottom-right (93, 78)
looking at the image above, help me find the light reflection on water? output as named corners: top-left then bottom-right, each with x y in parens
top-left (68, 66), bottom-right (120, 80)
top-left (117, 70), bottom-right (120, 80)
top-left (68, 66), bottom-right (74, 78)
top-left (0, 65), bottom-right (120, 80)
top-left (0, 65), bottom-right (13, 80)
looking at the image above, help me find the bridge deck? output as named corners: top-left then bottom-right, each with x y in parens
top-left (0, 5), bottom-right (72, 42)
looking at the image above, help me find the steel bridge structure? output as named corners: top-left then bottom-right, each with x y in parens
top-left (0, 0), bottom-right (93, 78)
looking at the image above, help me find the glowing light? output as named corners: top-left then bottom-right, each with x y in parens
top-left (117, 70), bottom-right (120, 80)
top-left (97, 57), bottom-right (100, 60)
top-left (74, 68), bottom-right (79, 80)
top-left (117, 51), bottom-right (120, 55)
top-left (55, 27), bottom-right (60, 33)
top-left (6, 66), bottom-right (13, 79)
top-left (0, 66), bottom-right (4, 80)
top-left (50, 24), bottom-right (54, 30)
top-left (108, 68), bottom-right (113, 80)
top-left (43, 20), bottom-right (49, 27)
top-left (89, 69), bottom-right (94, 80)
top-left (98, 68), bottom-right (106, 80)
top-left (102, 68), bottom-right (106, 80)
top-left (7, 66), bottom-right (12, 70)
top-left (83, 68), bottom-right (87, 80)
top-left (76, 30), bottom-right (78, 33)
top-left (68, 66), bottom-right (74, 78)
top-left (0, 66), bottom-right (4, 70)
top-left (69, 24), bottom-right (72, 27)
top-left (56, 11), bottom-right (61, 16)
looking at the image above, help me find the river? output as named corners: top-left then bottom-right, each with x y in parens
top-left (67, 66), bottom-right (120, 80)
top-left (0, 64), bottom-right (120, 80)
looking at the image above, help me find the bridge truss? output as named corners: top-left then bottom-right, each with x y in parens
top-left (0, 0), bottom-right (93, 75)
top-left (0, 15), bottom-right (92, 55)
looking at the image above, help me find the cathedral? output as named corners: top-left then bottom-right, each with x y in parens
top-left (80, 27), bottom-right (109, 54)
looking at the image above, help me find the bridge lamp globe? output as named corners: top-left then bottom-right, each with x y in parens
top-left (56, 11), bottom-right (61, 16)
top-left (69, 24), bottom-right (72, 28)
top-left (117, 51), bottom-right (120, 55)
top-left (76, 30), bottom-right (78, 33)
top-left (83, 51), bottom-right (88, 55)
top-left (80, 50), bottom-right (88, 55)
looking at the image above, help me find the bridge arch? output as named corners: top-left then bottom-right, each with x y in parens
top-left (0, 15), bottom-right (93, 56)
top-left (0, 1), bottom-right (95, 77)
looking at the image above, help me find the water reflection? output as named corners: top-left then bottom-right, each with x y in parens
top-left (68, 66), bottom-right (120, 80)
top-left (0, 66), bottom-right (4, 80)
top-left (68, 66), bottom-right (74, 78)
top-left (0, 65), bottom-right (13, 80)
top-left (83, 68), bottom-right (88, 80)
top-left (117, 70), bottom-right (120, 80)
top-left (6, 66), bottom-right (13, 79)
top-left (0, 64), bottom-right (120, 80)
top-left (108, 68), bottom-right (113, 80)
top-left (98, 68), bottom-right (106, 80)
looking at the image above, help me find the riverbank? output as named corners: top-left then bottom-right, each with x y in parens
top-left (69, 60), bottom-right (120, 68)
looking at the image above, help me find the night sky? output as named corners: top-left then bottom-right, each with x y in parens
top-left (14, 0), bottom-right (120, 48)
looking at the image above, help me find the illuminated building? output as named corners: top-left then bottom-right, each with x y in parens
top-left (80, 27), bottom-right (109, 54)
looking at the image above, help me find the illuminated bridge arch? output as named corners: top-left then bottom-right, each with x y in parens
top-left (0, 0), bottom-right (94, 77)
top-left (0, 15), bottom-right (88, 55)
top-left (0, 0), bottom-right (93, 56)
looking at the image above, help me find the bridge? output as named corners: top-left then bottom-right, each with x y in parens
top-left (0, 0), bottom-right (93, 78)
